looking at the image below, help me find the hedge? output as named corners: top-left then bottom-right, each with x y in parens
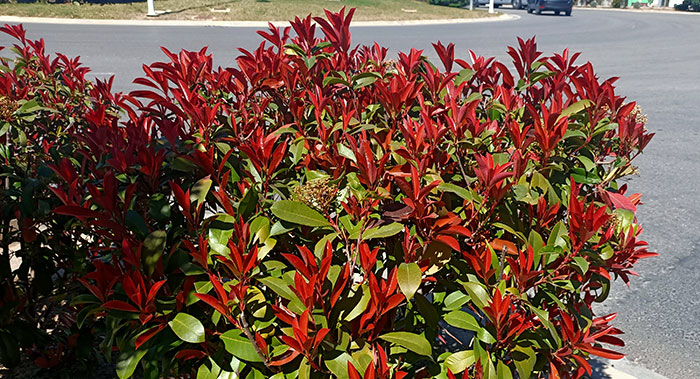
top-left (0, 9), bottom-right (655, 378)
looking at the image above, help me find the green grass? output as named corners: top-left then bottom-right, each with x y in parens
top-left (0, 0), bottom-right (495, 21)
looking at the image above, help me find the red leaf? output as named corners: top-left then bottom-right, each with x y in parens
top-left (607, 191), bottom-right (637, 212)
top-left (173, 349), bottom-right (207, 361)
top-left (135, 323), bottom-right (167, 349)
top-left (348, 362), bottom-right (362, 379)
top-left (269, 348), bottom-right (300, 366)
top-left (194, 293), bottom-right (230, 318)
top-left (577, 344), bottom-right (625, 360)
top-left (102, 300), bottom-right (139, 313)
top-left (53, 205), bottom-right (104, 219)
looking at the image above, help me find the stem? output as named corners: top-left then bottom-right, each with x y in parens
top-left (238, 312), bottom-right (279, 373)
top-left (0, 131), bottom-right (12, 283)
top-left (497, 246), bottom-right (507, 280)
top-left (455, 147), bottom-right (470, 186)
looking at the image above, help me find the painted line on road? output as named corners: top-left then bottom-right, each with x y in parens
top-left (0, 13), bottom-right (519, 28)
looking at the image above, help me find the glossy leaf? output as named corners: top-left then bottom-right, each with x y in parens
top-left (379, 332), bottom-right (432, 356)
top-left (397, 262), bottom-right (421, 302)
top-left (169, 313), bottom-right (206, 344)
top-left (270, 200), bottom-right (330, 227)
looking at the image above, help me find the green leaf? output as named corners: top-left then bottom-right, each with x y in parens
top-left (169, 313), bottom-right (205, 343)
top-left (466, 92), bottom-right (483, 104)
top-left (249, 216), bottom-right (271, 244)
top-left (337, 143), bottom-right (356, 163)
top-left (462, 282), bottom-right (490, 310)
top-left (414, 294), bottom-right (439, 327)
top-left (379, 332), bottom-right (432, 356)
top-left (547, 221), bottom-right (568, 248)
top-left (512, 346), bottom-right (536, 379)
top-left (190, 177), bottom-right (212, 206)
top-left (16, 98), bottom-right (40, 115)
top-left (258, 277), bottom-right (296, 301)
top-left (238, 186), bottom-right (258, 220)
top-left (343, 284), bottom-right (370, 321)
top-left (125, 210), bottom-right (149, 237)
top-left (352, 72), bottom-right (381, 89)
top-left (362, 222), bottom-right (404, 240)
top-left (455, 69), bottom-right (476, 86)
top-left (142, 230), bottom-right (166, 276)
top-left (322, 76), bottom-right (350, 87)
top-left (576, 155), bottom-right (596, 171)
top-left (270, 200), bottom-right (330, 227)
top-left (600, 245), bottom-right (614, 260)
top-left (196, 362), bottom-right (218, 379)
top-left (302, 56), bottom-right (316, 70)
top-left (492, 222), bottom-right (526, 244)
top-left (439, 182), bottom-right (472, 201)
top-left (76, 305), bottom-right (100, 329)
top-left (571, 167), bottom-right (601, 185)
top-left (0, 122), bottom-right (10, 138)
top-left (445, 350), bottom-right (475, 374)
top-left (443, 291), bottom-right (470, 311)
top-left (220, 330), bottom-right (263, 362)
top-left (497, 360), bottom-right (513, 379)
top-left (299, 357), bottom-right (311, 379)
top-left (314, 233), bottom-right (337, 259)
top-left (115, 348), bottom-right (147, 379)
top-left (324, 353), bottom-right (356, 379)
top-left (558, 99), bottom-right (593, 121)
top-left (444, 310), bottom-right (480, 331)
top-left (477, 328), bottom-right (497, 344)
top-left (615, 208), bottom-right (635, 232)
top-left (208, 214), bottom-right (236, 255)
top-left (527, 304), bottom-right (561, 346)
top-left (572, 256), bottom-right (589, 274)
top-left (397, 262), bottom-right (421, 302)
top-left (421, 240), bottom-right (453, 275)
top-left (149, 193), bottom-right (171, 222)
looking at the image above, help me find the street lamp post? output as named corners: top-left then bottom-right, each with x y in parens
top-left (147, 0), bottom-right (157, 17)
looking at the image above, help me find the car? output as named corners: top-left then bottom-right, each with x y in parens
top-left (512, 0), bottom-right (526, 9)
top-left (526, 0), bottom-right (573, 15)
top-left (475, 0), bottom-right (510, 8)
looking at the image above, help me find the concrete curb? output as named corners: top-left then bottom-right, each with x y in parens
top-left (588, 358), bottom-right (671, 379)
top-left (574, 6), bottom-right (700, 15)
top-left (0, 13), bottom-right (519, 27)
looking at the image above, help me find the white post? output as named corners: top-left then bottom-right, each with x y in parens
top-left (489, 0), bottom-right (495, 12)
top-left (147, 0), bottom-right (157, 17)
top-left (470, 0), bottom-right (474, 10)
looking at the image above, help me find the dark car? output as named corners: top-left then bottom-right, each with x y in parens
top-left (512, 0), bottom-right (526, 8)
top-left (526, 0), bottom-right (573, 15)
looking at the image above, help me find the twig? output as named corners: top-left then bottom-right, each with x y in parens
top-left (238, 312), bottom-right (279, 373)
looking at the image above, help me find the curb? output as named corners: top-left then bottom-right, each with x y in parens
top-left (574, 6), bottom-right (700, 15)
top-left (0, 13), bottom-right (519, 27)
top-left (587, 358), bottom-right (670, 379)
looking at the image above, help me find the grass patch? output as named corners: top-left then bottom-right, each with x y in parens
top-left (0, 0), bottom-right (495, 21)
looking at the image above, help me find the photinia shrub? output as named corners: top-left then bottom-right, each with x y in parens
top-left (0, 24), bottom-right (128, 373)
top-left (2, 7), bottom-right (654, 378)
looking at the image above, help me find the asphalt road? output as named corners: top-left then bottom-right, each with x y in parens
top-left (2, 8), bottom-right (700, 378)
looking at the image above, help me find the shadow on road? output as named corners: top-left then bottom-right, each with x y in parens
top-left (583, 358), bottom-right (615, 379)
